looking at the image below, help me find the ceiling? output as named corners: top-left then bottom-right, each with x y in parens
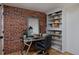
top-left (4, 3), bottom-right (77, 13)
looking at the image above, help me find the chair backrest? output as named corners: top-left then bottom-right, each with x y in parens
top-left (35, 34), bottom-right (52, 50)
top-left (44, 35), bottom-right (52, 47)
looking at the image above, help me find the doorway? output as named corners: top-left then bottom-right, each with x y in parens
top-left (0, 5), bottom-right (4, 55)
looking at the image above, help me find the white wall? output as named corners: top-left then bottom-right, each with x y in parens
top-left (64, 5), bottom-right (79, 54)
top-left (28, 17), bottom-right (39, 34)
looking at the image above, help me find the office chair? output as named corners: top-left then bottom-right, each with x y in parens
top-left (35, 34), bottom-right (52, 55)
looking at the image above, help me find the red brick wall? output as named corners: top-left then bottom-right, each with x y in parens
top-left (3, 5), bottom-right (46, 54)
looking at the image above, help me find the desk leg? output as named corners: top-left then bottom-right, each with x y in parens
top-left (21, 44), bottom-right (25, 55)
top-left (26, 41), bottom-right (32, 55)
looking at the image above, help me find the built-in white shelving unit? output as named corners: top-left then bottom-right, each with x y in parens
top-left (47, 10), bottom-right (62, 51)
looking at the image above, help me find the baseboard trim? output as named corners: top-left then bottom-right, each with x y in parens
top-left (63, 51), bottom-right (74, 55)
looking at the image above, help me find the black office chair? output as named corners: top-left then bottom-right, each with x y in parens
top-left (35, 34), bottom-right (52, 55)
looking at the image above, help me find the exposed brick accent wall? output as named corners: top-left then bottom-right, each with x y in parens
top-left (3, 5), bottom-right (46, 54)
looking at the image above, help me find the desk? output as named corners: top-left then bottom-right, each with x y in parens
top-left (23, 37), bottom-right (45, 54)
top-left (24, 37), bottom-right (44, 42)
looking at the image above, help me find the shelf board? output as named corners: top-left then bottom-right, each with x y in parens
top-left (52, 34), bottom-right (62, 37)
top-left (47, 28), bottom-right (62, 30)
top-left (48, 14), bottom-right (62, 17)
top-left (48, 10), bottom-right (62, 16)
top-left (53, 41), bottom-right (62, 47)
top-left (53, 39), bottom-right (62, 42)
top-left (51, 45), bottom-right (62, 51)
top-left (48, 22), bottom-right (62, 24)
top-left (52, 22), bottom-right (62, 24)
top-left (48, 30), bottom-right (62, 32)
top-left (48, 18), bottom-right (62, 22)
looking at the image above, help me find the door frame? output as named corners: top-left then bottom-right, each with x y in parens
top-left (0, 4), bottom-right (4, 55)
